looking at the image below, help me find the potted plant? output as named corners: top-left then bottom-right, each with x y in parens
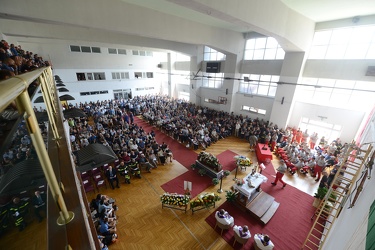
top-left (223, 170), bottom-right (231, 177)
top-left (191, 163), bottom-right (196, 170)
top-left (225, 190), bottom-right (238, 203)
top-left (212, 178), bottom-right (219, 186)
top-left (198, 169), bottom-right (207, 176)
top-left (313, 187), bottom-right (328, 208)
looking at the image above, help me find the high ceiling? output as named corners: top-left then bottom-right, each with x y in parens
top-left (121, 0), bottom-right (375, 33)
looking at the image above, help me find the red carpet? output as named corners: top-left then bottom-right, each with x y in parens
top-left (205, 176), bottom-right (316, 250)
top-left (134, 116), bottom-right (197, 168)
top-left (217, 150), bottom-right (238, 171)
top-left (161, 150), bottom-right (239, 197)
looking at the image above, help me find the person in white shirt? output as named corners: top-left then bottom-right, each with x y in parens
top-left (254, 233), bottom-right (274, 250)
top-left (215, 209), bottom-right (234, 227)
top-left (233, 225), bottom-right (251, 239)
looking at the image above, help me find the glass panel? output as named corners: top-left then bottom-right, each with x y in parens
top-left (268, 86), bottom-right (277, 97)
top-left (264, 49), bottom-right (276, 59)
top-left (132, 50), bottom-right (139, 55)
top-left (118, 49), bottom-right (126, 55)
top-left (312, 30), bottom-right (332, 45)
top-left (244, 50), bottom-right (254, 60)
top-left (245, 39), bottom-right (255, 49)
top-left (140, 51), bottom-right (146, 56)
top-left (258, 85), bottom-right (269, 95)
top-left (255, 38), bottom-right (267, 49)
top-left (355, 81), bottom-right (375, 91)
top-left (203, 53), bottom-right (211, 61)
top-left (253, 49), bottom-right (265, 59)
top-left (70, 45), bottom-right (80, 52)
top-left (335, 80), bottom-right (355, 89)
top-left (112, 72), bottom-right (116, 79)
top-left (330, 28), bottom-right (352, 44)
top-left (326, 45), bottom-right (346, 59)
top-left (309, 46), bottom-right (327, 59)
top-left (116, 72), bottom-right (120, 79)
top-left (275, 48), bottom-right (285, 59)
top-left (108, 48), bottom-right (117, 54)
top-left (81, 46), bottom-right (91, 53)
top-left (350, 26), bottom-right (375, 44)
top-left (366, 44), bottom-right (375, 59)
top-left (266, 37), bottom-right (278, 48)
top-left (260, 75), bottom-right (271, 81)
top-left (345, 44), bottom-right (368, 59)
top-left (91, 47), bottom-right (101, 53)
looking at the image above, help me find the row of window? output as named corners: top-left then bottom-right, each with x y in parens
top-left (76, 72), bottom-right (154, 81)
top-left (244, 37), bottom-right (285, 60)
top-left (239, 74), bottom-right (279, 97)
top-left (70, 45), bottom-right (153, 57)
top-left (135, 87), bottom-right (155, 91)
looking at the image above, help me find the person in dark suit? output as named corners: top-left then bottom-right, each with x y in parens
top-left (32, 191), bottom-right (46, 222)
top-left (106, 166), bottom-right (120, 189)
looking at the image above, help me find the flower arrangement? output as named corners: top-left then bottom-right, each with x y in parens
top-left (234, 155), bottom-right (252, 166)
top-left (198, 168), bottom-right (207, 176)
top-left (198, 151), bottom-right (222, 171)
top-left (190, 193), bottom-right (221, 208)
top-left (236, 179), bottom-right (245, 186)
top-left (160, 193), bottom-right (190, 207)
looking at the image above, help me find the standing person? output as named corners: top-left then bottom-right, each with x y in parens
top-left (106, 166), bottom-right (120, 189)
top-left (10, 197), bottom-right (29, 231)
top-left (271, 160), bottom-right (287, 188)
top-left (32, 191), bottom-right (46, 222)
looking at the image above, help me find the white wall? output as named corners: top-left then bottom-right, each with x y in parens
top-left (232, 93), bottom-right (274, 120)
top-left (289, 102), bottom-right (365, 143)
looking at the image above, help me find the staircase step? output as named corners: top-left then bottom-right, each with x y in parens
top-left (260, 201), bottom-right (279, 224)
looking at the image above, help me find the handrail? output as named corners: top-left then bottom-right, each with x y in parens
top-left (0, 67), bottom-right (48, 113)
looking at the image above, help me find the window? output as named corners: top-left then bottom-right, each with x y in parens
top-left (146, 51), bottom-right (153, 56)
top-left (240, 74), bottom-right (279, 97)
top-left (87, 73), bottom-right (93, 80)
top-left (134, 72), bottom-right (142, 78)
top-left (81, 46), bottom-right (91, 53)
top-left (299, 117), bottom-right (341, 143)
top-left (146, 72), bottom-right (154, 78)
top-left (203, 46), bottom-right (226, 61)
top-left (112, 72), bottom-right (129, 80)
top-left (91, 47), bottom-right (101, 53)
top-left (309, 25), bottom-right (375, 59)
top-left (242, 105), bottom-right (266, 115)
top-left (118, 49), bottom-right (126, 55)
top-left (244, 37), bottom-right (285, 60)
top-left (201, 72), bottom-right (224, 88)
top-left (296, 77), bottom-right (375, 111)
top-left (94, 73), bottom-right (105, 80)
top-left (108, 48), bottom-right (117, 54)
top-left (76, 73), bottom-right (86, 81)
top-left (140, 51), bottom-right (146, 56)
top-left (70, 45), bottom-right (81, 52)
top-left (132, 50), bottom-right (139, 56)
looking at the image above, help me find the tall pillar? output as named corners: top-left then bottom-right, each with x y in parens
top-left (222, 53), bottom-right (242, 113)
top-left (190, 45), bottom-right (204, 106)
top-left (269, 51), bottom-right (306, 128)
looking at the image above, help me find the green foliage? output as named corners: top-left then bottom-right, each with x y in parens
top-left (191, 163), bottom-right (196, 170)
top-left (198, 168), bottom-right (207, 176)
top-left (224, 170), bottom-right (231, 176)
top-left (314, 187), bottom-right (328, 199)
top-left (212, 178), bottom-right (219, 185)
top-left (225, 190), bottom-right (238, 202)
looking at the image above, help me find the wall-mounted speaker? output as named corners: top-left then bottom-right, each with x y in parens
top-left (281, 97), bottom-right (284, 105)
top-left (226, 88), bottom-right (228, 95)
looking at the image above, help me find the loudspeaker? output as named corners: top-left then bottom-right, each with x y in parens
top-left (226, 89), bottom-right (228, 95)
top-left (281, 97), bottom-right (284, 105)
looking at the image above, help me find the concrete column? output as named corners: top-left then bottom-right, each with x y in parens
top-left (269, 51), bottom-right (306, 128)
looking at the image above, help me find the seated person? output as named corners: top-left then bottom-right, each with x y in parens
top-left (233, 225), bottom-right (251, 239)
top-left (215, 209), bottom-right (234, 227)
top-left (254, 233), bottom-right (274, 250)
top-left (32, 191), bottom-right (46, 222)
top-left (98, 216), bottom-right (116, 236)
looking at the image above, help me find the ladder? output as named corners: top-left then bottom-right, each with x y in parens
top-left (302, 143), bottom-right (373, 250)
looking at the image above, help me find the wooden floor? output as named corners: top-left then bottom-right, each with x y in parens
top-left (0, 134), bottom-right (319, 250)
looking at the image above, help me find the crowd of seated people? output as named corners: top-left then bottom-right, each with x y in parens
top-left (89, 194), bottom-right (119, 249)
top-left (275, 129), bottom-right (347, 182)
top-left (65, 99), bottom-right (175, 185)
top-left (0, 39), bottom-right (51, 77)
